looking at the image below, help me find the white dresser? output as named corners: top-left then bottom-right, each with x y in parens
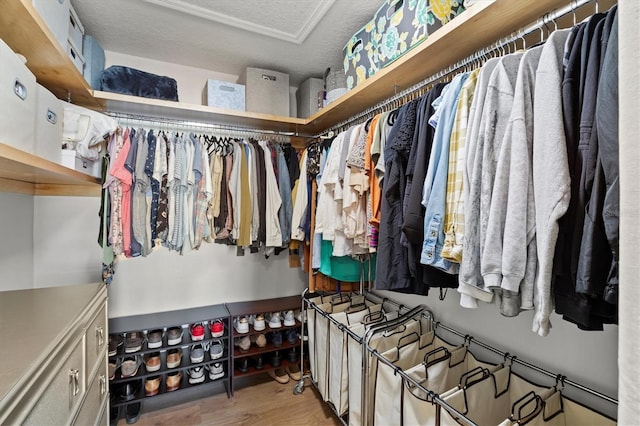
top-left (0, 283), bottom-right (108, 425)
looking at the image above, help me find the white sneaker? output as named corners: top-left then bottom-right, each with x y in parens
top-left (268, 312), bottom-right (282, 329)
top-left (253, 314), bottom-right (266, 331)
top-left (283, 310), bottom-right (296, 327)
top-left (295, 310), bottom-right (305, 323)
top-left (234, 316), bottom-right (249, 334)
top-left (188, 366), bottom-right (205, 384)
top-left (208, 362), bottom-right (224, 380)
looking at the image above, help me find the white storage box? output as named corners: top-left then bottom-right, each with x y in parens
top-left (242, 67), bottom-right (290, 116)
top-left (67, 3), bottom-right (84, 54)
top-left (32, 0), bottom-right (70, 50)
top-left (202, 79), bottom-right (245, 111)
top-left (61, 149), bottom-right (102, 178)
top-left (0, 38), bottom-right (37, 154)
top-left (34, 84), bottom-right (63, 163)
top-left (67, 39), bottom-right (85, 74)
top-left (297, 77), bottom-right (324, 118)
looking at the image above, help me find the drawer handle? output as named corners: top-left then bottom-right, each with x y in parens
top-left (99, 374), bottom-right (107, 396)
top-left (96, 326), bottom-right (104, 349)
top-left (69, 369), bottom-right (80, 405)
top-left (13, 79), bottom-right (27, 101)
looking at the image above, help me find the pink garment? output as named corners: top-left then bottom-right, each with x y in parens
top-left (111, 128), bottom-right (133, 257)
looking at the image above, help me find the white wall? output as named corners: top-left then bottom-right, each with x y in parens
top-left (0, 193), bottom-right (34, 290)
top-left (375, 289), bottom-right (619, 418)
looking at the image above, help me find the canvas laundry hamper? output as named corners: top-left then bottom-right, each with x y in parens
top-left (327, 299), bottom-right (383, 416)
top-left (307, 294), bottom-right (333, 384)
top-left (347, 315), bottom-right (424, 426)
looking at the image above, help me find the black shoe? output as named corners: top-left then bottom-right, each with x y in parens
top-left (237, 358), bottom-right (249, 373)
top-left (254, 356), bottom-right (264, 370)
top-left (270, 351), bottom-right (281, 368)
top-left (287, 349), bottom-right (299, 363)
top-left (125, 402), bottom-right (141, 424)
top-left (110, 406), bottom-right (119, 426)
top-left (119, 382), bottom-right (140, 402)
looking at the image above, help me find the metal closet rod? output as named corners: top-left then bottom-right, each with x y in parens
top-left (105, 111), bottom-right (299, 138)
top-left (318, 0), bottom-right (599, 137)
top-left (434, 321), bottom-right (619, 405)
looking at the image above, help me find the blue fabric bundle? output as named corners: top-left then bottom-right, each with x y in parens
top-left (100, 65), bottom-right (179, 101)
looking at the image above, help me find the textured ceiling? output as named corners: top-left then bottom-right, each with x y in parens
top-left (71, 0), bottom-right (381, 86)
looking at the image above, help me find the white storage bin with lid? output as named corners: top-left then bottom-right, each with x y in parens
top-left (32, 0), bottom-right (70, 50)
top-left (242, 67), bottom-right (290, 116)
top-left (0, 38), bottom-right (37, 154)
top-left (67, 38), bottom-right (85, 74)
top-left (34, 84), bottom-right (63, 163)
top-left (203, 79), bottom-right (245, 111)
top-left (67, 2), bottom-right (84, 54)
top-left (61, 149), bottom-right (102, 178)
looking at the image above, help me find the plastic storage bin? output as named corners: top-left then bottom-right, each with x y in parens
top-left (203, 79), bottom-right (245, 111)
top-left (242, 67), bottom-right (289, 116)
top-left (34, 84), bottom-right (63, 163)
top-left (0, 38), bottom-right (37, 154)
top-left (297, 77), bottom-right (323, 118)
top-left (32, 0), bottom-right (70, 49)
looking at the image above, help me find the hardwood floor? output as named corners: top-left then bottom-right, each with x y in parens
top-left (116, 376), bottom-right (341, 426)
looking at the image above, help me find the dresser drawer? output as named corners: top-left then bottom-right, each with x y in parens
top-left (73, 355), bottom-right (108, 426)
top-left (23, 336), bottom-right (85, 425)
top-left (86, 303), bottom-right (107, 378)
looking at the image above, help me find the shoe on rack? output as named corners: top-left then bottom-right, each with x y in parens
top-left (271, 331), bottom-right (283, 347)
top-left (108, 334), bottom-right (123, 356)
top-left (210, 320), bottom-right (225, 338)
top-left (124, 332), bottom-right (144, 353)
top-left (190, 322), bottom-right (206, 341)
top-left (108, 359), bottom-right (119, 380)
top-left (147, 329), bottom-right (164, 349)
top-left (285, 363), bottom-right (302, 381)
top-left (210, 340), bottom-right (224, 359)
top-left (145, 375), bottom-right (161, 396)
top-left (119, 381), bottom-right (140, 402)
top-left (167, 326), bottom-right (183, 345)
top-left (190, 343), bottom-right (205, 364)
top-left (287, 348), bottom-right (299, 364)
top-left (237, 358), bottom-right (249, 373)
top-left (253, 314), bottom-right (266, 331)
top-left (268, 368), bottom-right (290, 384)
top-left (144, 352), bottom-right (161, 373)
top-left (270, 350), bottom-right (281, 368)
top-left (253, 333), bottom-right (267, 348)
top-left (283, 310), bottom-right (296, 327)
top-left (208, 362), bottom-right (225, 380)
top-left (286, 329), bottom-right (298, 345)
top-left (267, 312), bottom-right (282, 329)
top-left (235, 336), bottom-right (251, 352)
top-left (110, 405), bottom-right (119, 426)
top-left (167, 348), bottom-right (183, 369)
top-left (234, 316), bottom-right (249, 334)
top-left (166, 370), bottom-right (182, 392)
top-left (188, 366), bottom-right (205, 385)
top-left (253, 355), bottom-right (264, 370)
top-left (121, 356), bottom-right (141, 378)
top-left (125, 401), bottom-right (142, 424)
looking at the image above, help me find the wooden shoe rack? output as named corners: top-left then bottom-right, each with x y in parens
top-left (227, 295), bottom-right (303, 393)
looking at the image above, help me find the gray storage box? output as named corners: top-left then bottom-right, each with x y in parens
top-left (297, 77), bottom-right (324, 118)
top-left (242, 67), bottom-right (289, 116)
top-left (83, 35), bottom-right (105, 90)
top-left (203, 79), bottom-right (245, 111)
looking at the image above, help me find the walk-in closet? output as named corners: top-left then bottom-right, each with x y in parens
top-left (0, 0), bottom-right (637, 424)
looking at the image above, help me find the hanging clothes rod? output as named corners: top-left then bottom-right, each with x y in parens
top-left (433, 321), bottom-right (619, 405)
top-left (105, 111), bottom-right (299, 138)
top-left (318, 0), bottom-right (599, 136)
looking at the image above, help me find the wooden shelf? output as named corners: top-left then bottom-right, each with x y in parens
top-left (232, 321), bottom-right (301, 339)
top-left (234, 339), bottom-right (299, 359)
top-left (233, 358), bottom-right (298, 379)
top-left (0, 0), bottom-right (102, 108)
top-left (93, 91), bottom-right (307, 134)
top-left (0, 143), bottom-right (101, 196)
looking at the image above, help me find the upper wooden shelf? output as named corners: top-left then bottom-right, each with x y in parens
top-left (0, 143), bottom-right (100, 196)
top-left (0, 0), bottom-right (102, 108)
top-left (93, 91), bottom-right (307, 134)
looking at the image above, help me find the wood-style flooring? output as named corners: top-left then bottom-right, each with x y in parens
top-left (117, 376), bottom-right (341, 426)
